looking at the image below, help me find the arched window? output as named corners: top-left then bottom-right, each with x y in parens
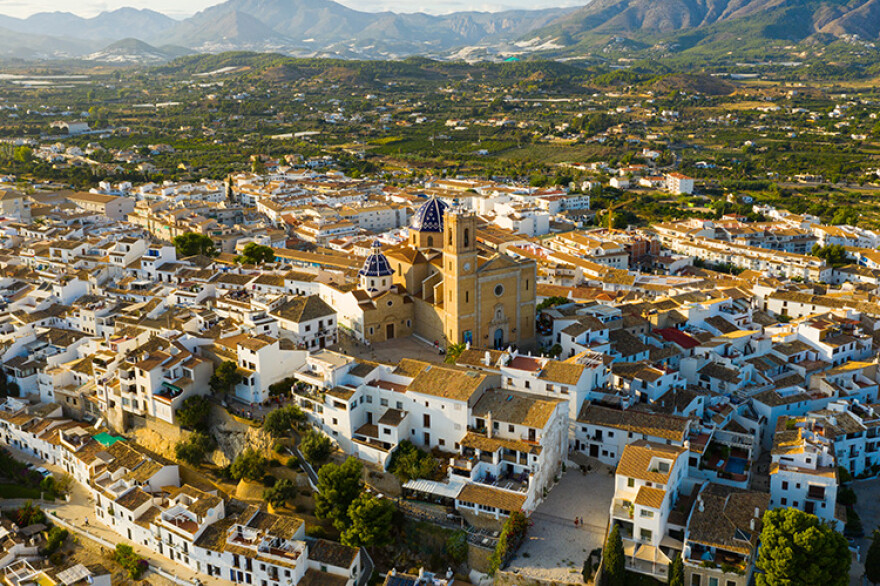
top-left (448, 231), bottom-right (453, 246)
top-left (427, 236), bottom-right (433, 248)
top-left (464, 228), bottom-right (470, 248)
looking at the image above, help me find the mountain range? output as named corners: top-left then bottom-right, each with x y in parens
top-left (0, 0), bottom-right (879, 63)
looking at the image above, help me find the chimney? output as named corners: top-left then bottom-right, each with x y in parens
top-left (754, 507), bottom-right (760, 518)
top-left (698, 497), bottom-right (704, 513)
top-left (484, 351), bottom-right (491, 366)
top-left (487, 411), bottom-right (493, 439)
top-left (750, 518), bottom-right (756, 531)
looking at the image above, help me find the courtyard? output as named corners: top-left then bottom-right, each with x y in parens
top-left (506, 461), bottom-right (615, 584)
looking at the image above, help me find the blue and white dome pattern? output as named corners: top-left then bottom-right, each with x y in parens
top-left (358, 241), bottom-right (394, 277)
top-left (410, 196), bottom-right (448, 233)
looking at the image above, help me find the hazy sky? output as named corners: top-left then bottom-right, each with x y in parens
top-left (0, 0), bottom-right (583, 19)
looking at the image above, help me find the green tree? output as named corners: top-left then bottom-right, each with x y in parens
top-left (263, 405), bottom-right (304, 438)
top-left (114, 544), bottom-right (147, 580)
top-left (866, 530), bottom-right (880, 584)
top-left (446, 530), bottom-right (468, 565)
top-left (341, 493), bottom-right (395, 548)
top-left (756, 508), bottom-right (850, 586)
top-left (263, 478), bottom-right (296, 508)
top-left (210, 361), bottom-right (242, 394)
top-left (12, 146), bottom-right (32, 164)
top-left (175, 395), bottom-right (212, 431)
top-left (300, 429), bottom-right (333, 465)
top-left (445, 342), bottom-right (466, 364)
top-left (172, 232), bottom-right (217, 258)
top-left (314, 457), bottom-right (363, 531)
top-left (669, 552), bottom-right (684, 586)
top-left (602, 525), bottom-right (625, 586)
top-left (175, 432), bottom-right (215, 466)
top-left (236, 243), bottom-right (275, 265)
top-left (230, 448), bottom-right (268, 482)
top-left (811, 244), bottom-right (849, 267)
top-left (388, 440), bottom-right (439, 482)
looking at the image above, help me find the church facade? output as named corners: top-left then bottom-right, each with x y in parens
top-left (348, 197), bottom-right (536, 349)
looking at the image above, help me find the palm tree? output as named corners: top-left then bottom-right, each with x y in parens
top-left (445, 342), bottom-right (467, 364)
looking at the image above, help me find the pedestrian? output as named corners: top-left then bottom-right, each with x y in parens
top-left (574, 517), bottom-right (579, 527)
top-left (84, 518), bottom-right (89, 526)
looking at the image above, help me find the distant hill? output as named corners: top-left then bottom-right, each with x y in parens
top-left (0, 0), bottom-right (878, 62)
top-left (523, 0), bottom-right (880, 56)
top-left (85, 38), bottom-right (192, 64)
top-left (0, 0), bottom-right (572, 61)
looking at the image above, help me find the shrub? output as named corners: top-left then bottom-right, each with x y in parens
top-left (488, 510), bottom-right (530, 575)
top-left (41, 526), bottom-right (68, 556)
top-left (387, 440), bottom-right (440, 482)
top-left (114, 543), bottom-right (148, 580)
top-left (175, 432), bottom-right (216, 466)
top-left (263, 478), bottom-right (296, 508)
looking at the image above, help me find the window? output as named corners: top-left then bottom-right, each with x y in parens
top-left (627, 478), bottom-right (635, 488)
top-left (640, 509), bottom-right (654, 518)
top-left (639, 529), bottom-right (652, 541)
top-left (509, 425), bottom-right (515, 433)
top-left (494, 284), bottom-right (504, 296)
top-left (464, 229), bottom-right (469, 247)
top-left (380, 398), bottom-right (388, 407)
top-left (708, 579), bottom-right (718, 586)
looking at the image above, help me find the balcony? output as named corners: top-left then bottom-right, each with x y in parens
top-left (475, 469), bottom-right (529, 494)
top-left (612, 500), bottom-right (634, 520)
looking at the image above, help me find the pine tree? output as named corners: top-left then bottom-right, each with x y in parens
top-left (602, 525), bottom-right (625, 586)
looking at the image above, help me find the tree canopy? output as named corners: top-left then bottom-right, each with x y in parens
top-left (173, 232), bottom-right (217, 258)
top-left (300, 429), bottom-right (333, 465)
top-left (236, 242), bottom-right (276, 265)
top-left (230, 448), bottom-right (268, 482)
top-left (210, 361), bottom-right (242, 394)
top-left (387, 440), bottom-right (439, 482)
top-left (263, 478), bottom-right (296, 508)
top-left (341, 493), bottom-right (396, 548)
top-left (811, 243), bottom-right (849, 267)
top-left (314, 457), bottom-right (363, 532)
top-left (262, 404), bottom-right (303, 438)
top-left (756, 507), bottom-right (850, 586)
top-left (175, 395), bottom-right (212, 431)
top-left (175, 432), bottom-right (215, 466)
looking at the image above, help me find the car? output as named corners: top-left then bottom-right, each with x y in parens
top-left (34, 467), bottom-right (51, 478)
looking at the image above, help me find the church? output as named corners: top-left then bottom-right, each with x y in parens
top-left (347, 197), bottom-right (537, 349)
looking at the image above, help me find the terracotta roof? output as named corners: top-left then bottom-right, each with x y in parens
top-left (616, 440), bottom-right (685, 484)
top-left (634, 486), bottom-right (666, 509)
top-left (577, 404), bottom-right (690, 441)
top-left (407, 364), bottom-right (487, 402)
top-left (457, 483), bottom-right (526, 513)
top-left (472, 389), bottom-right (562, 429)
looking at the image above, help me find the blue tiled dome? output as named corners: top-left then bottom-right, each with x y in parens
top-left (410, 196), bottom-right (448, 233)
top-left (358, 241), bottom-right (394, 277)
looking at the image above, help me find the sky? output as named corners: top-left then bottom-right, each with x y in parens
top-left (0, 0), bottom-right (583, 19)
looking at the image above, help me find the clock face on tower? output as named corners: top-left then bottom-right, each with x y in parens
top-left (463, 262), bottom-right (471, 272)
